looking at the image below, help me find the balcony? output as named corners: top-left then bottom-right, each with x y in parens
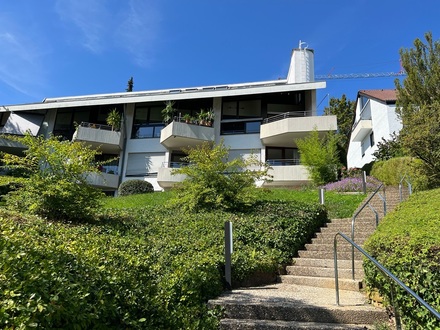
top-left (157, 162), bottom-right (187, 189)
top-left (260, 113), bottom-right (337, 146)
top-left (72, 122), bottom-right (122, 154)
top-left (86, 172), bottom-right (119, 190)
top-left (263, 162), bottom-right (310, 187)
top-left (160, 120), bottom-right (214, 149)
top-left (351, 119), bottom-right (372, 142)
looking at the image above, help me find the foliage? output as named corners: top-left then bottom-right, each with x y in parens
top-left (395, 32), bottom-right (440, 187)
top-left (323, 94), bottom-right (356, 166)
top-left (296, 129), bottom-right (340, 185)
top-left (363, 188), bottom-right (440, 329)
top-left (118, 179), bottom-right (154, 196)
top-left (372, 131), bottom-right (404, 161)
top-left (126, 76), bottom-right (133, 92)
top-left (371, 157), bottom-right (429, 191)
top-left (102, 190), bottom-right (173, 209)
top-left (323, 176), bottom-right (381, 193)
top-left (161, 100), bottom-right (175, 124)
top-left (106, 108), bottom-right (122, 131)
top-left (2, 133), bottom-right (104, 221)
top-left (0, 196), bottom-right (329, 329)
top-left (171, 141), bottom-right (271, 212)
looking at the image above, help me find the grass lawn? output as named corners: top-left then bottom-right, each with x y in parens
top-left (102, 188), bottom-right (366, 219)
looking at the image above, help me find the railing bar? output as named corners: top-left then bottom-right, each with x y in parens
top-left (334, 232), bottom-right (440, 321)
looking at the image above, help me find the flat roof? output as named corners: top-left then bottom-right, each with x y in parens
top-left (3, 79), bottom-right (326, 112)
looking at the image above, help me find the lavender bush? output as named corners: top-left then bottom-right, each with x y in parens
top-left (323, 176), bottom-right (381, 192)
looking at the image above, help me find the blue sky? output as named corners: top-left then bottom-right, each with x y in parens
top-left (1, 1), bottom-right (438, 113)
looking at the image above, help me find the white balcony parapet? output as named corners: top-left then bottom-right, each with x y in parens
top-left (72, 122), bottom-right (122, 153)
top-left (263, 165), bottom-right (310, 187)
top-left (86, 172), bottom-right (119, 190)
top-left (351, 119), bottom-right (373, 142)
top-left (157, 166), bottom-right (186, 189)
top-left (160, 121), bottom-right (214, 149)
top-left (260, 114), bottom-right (337, 146)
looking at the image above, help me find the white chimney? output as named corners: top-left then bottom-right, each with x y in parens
top-left (287, 41), bottom-right (315, 84)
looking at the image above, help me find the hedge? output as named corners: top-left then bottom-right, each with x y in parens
top-left (363, 188), bottom-right (440, 329)
top-left (118, 179), bottom-right (154, 196)
top-left (0, 199), bottom-right (328, 329)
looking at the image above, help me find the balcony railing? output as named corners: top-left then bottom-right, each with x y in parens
top-left (262, 111), bottom-right (312, 124)
top-left (266, 158), bottom-right (301, 166)
top-left (78, 122), bottom-right (114, 131)
top-left (162, 162), bottom-right (189, 168)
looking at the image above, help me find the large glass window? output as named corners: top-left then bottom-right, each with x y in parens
top-left (266, 147), bottom-right (300, 166)
top-left (131, 105), bottom-right (164, 139)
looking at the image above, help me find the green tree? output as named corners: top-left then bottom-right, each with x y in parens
top-left (372, 131), bottom-right (404, 161)
top-left (126, 76), bottom-right (133, 92)
top-left (296, 129), bottom-right (340, 185)
top-left (171, 141), bottom-right (271, 212)
top-left (323, 95), bottom-right (355, 166)
top-left (395, 32), bottom-right (440, 186)
top-left (2, 133), bottom-right (104, 221)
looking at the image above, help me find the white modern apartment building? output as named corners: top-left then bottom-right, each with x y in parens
top-left (0, 46), bottom-right (336, 193)
top-left (347, 89), bottom-right (401, 169)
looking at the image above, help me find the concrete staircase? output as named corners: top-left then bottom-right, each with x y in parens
top-left (209, 186), bottom-right (408, 329)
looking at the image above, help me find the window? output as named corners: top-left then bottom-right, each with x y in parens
top-left (131, 105), bottom-right (164, 139)
top-left (369, 132), bottom-right (375, 147)
top-left (266, 147), bottom-right (300, 166)
top-left (222, 99), bottom-right (261, 120)
top-left (169, 151), bottom-right (188, 168)
top-left (220, 121), bottom-right (261, 135)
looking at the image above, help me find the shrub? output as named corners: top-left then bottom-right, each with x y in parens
top-left (323, 176), bottom-right (381, 192)
top-left (118, 179), bottom-right (154, 196)
top-left (371, 157), bottom-right (429, 191)
top-left (2, 134), bottom-right (105, 221)
top-left (0, 198), bottom-right (329, 328)
top-left (363, 189), bottom-right (440, 329)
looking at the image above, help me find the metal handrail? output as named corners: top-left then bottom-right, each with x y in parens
top-left (334, 232), bottom-right (440, 328)
top-left (350, 183), bottom-right (385, 279)
top-left (262, 111), bottom-right (311, 124)
top-left (399, 174), bottom-right (412, 202)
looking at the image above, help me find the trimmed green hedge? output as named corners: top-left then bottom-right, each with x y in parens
top-left (371, 157), bottom-right (429, 191)
top-left (363, 188), bottom-right (440, 329)
top-left (0, 199), bottom-right (328, 329)
top-left (118, 179), bottom-right (154, 196)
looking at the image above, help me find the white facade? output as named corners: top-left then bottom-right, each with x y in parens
top-left (0, 46), bottom-right (337, 192)
top-left (347, 90), bottom-right (402, 169)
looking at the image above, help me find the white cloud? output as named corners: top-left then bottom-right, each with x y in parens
top-left (55, 0), bottom-right (110, 53)
top-left (55, 0), bottom-right (161, 67)
top-left (115, 0), bottom-right (161, 68)
top-left (0, 18), bottom-right (48, 101)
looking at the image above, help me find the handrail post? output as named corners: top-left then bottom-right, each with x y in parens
top-left (333, 234), bottom-right (340, 306)
top-left (224, 221), bottom-right (233, 290)
top-left (319, 188), bottom-right (325, 205)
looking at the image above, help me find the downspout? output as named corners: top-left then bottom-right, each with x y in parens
top-left (117, 104), bottom-right (128, 196)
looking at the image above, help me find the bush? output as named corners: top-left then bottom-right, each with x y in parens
top-left (323, 176), bottom-right (381, 192)
top-left (118, 179), bottom-right (154, 196)
top-left (371, 157), bottom-right (429, 191)
top-left (363, 188), bottom-right (440, 329)
top-left (0, 198), bottom-right (328, 329)
top-left (2, 134), bottom-right (105, 221)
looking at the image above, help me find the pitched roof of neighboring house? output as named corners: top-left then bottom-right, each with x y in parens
top-left (358, 89), bottom-right (397, 104)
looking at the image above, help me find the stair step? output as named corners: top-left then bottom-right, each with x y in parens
top-left (298, 250), bottom-right (364, 260)
top-left (286, 265), bottom-right (364, 278)
top-left (220, 318), bottom-right (375, 329)
top-left (278, 275), bottom-right (363, 291)
top-left (311, 236), bottom-right (368, 245)
top-left (292, 258), bottom-right (363, 269)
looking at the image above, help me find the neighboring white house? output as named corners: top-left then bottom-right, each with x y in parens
top-left (347, 89), bottom-right (401, 169)
top-left (0, 45), bottom-right (337, 193)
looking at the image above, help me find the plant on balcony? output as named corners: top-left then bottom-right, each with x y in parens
top-left (182, 113), bottom-right (192, 124)
top-left (162, 101), bottom-right (176, 124)
top-left (197, 108), bottom-right (214, 126)
top-left (106, 108), bottom-right (122, 131)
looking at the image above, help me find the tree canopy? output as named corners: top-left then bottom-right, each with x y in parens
top-left (2, 133), bottom-right (105, 221)
top-left (323, 95), bottom-right (355, 167)
top-left (296, 129), bottom-right (340, 186)
top-left (395, 32), bottom-right (440, 186)
top-left (171, 141), bottom-right (271, 212)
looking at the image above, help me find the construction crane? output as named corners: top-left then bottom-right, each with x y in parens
top-left (315, 71), bottom-right (406, 80)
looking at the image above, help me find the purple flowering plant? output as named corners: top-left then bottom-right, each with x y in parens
top-left (323, 175), bottom-right (381, 192)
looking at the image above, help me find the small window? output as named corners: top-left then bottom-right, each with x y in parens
top-left (370, 132), bottom-right (374, 147)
